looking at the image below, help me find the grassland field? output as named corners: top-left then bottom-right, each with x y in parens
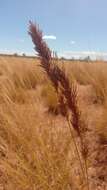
top-left (0, 55), bottom-right (107, 190)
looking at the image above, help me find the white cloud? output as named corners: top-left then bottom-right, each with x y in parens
top-left (0, 49), bottom-right (34, 56)
top-left (0, 49), bottom-right (15, 55)
top-left (58, 51), bottom-right (107, 60)
top-left (70, 40), bottom-right (76, 45)
top-left (43, 35), bottom-right (56, 40)
top-left (18, 39), bottom-right (25, 43)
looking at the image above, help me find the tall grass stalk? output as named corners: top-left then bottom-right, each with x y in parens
top-left (29, 21), bottom-right (89, 189)
top-left (67, 117), bottom-right (85, 183)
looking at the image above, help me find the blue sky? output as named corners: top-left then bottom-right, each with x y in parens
top-left (0, 0), bottom-right (107, 58)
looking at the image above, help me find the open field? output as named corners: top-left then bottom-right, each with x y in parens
top-left (0, 54), bottom-right (107, 190)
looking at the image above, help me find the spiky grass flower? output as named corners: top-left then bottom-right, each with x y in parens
top-left (29, 21), bottom-right (81, 135)
top-left (29, 21), bottom-right (89, 190)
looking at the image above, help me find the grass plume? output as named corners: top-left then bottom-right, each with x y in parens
top-left (29, 21), bottom-right (89, 189)
top-left (29, 21), bottom-right (81, 135)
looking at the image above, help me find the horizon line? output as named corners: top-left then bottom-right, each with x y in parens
top-left (0, 50), bottom-right (107, 60)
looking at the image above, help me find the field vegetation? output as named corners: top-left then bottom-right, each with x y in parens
top-left (0, 23), bottom-right (107, 190)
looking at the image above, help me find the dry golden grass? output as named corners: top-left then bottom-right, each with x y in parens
top-left (65, 60), bottom-right (107, 104)
top-left (41, 82), bottom-right (59, 114)
top-left (0, 55), bottom-right (107, 189)
top-left (0, 101), bottom-right (74, 189)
